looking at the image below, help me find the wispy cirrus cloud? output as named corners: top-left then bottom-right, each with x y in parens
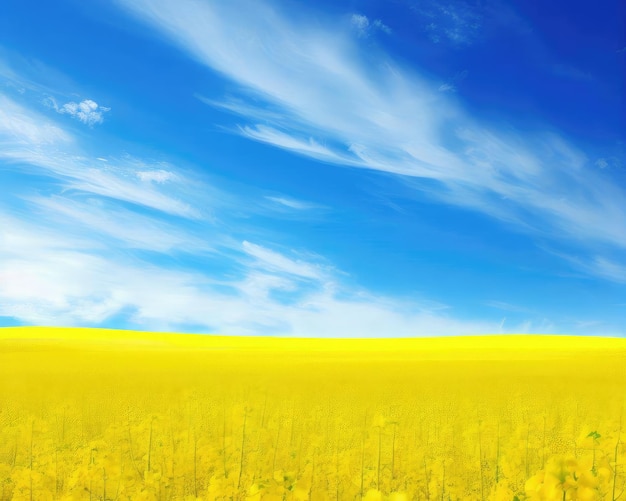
top-left (24, 195), bottom-right (211, 253)
top-left (265, 196), bottom-right (323, 211)
top-left (350, 14), bottom-right (391, 37)
top-left (410, 0), bottom-right (483, 45)
top-left (1, 88), bottom-right (534, 336)
top-left (0, 94), bottom-right (200, 218)
top-left (0, 209), bottom-right (543, 336)
top-left (136, 169), bottom-right (177, 183)
top-left (113, 0), bottom-right (626, 283)
top-left (242, 240), bottom-right (328, 281)
top-left (437, 69), bottom-right (468, 93)
top-left (484, 300), bottom-right (533, 314)
top-left (571, 256), bottom-right (626, 285)
top-left (238, 125), bottom-right (355, 166)
top-left (1, 5), bottom-right (622, 337)
top-left (0, 94), bottom-right (72, 145)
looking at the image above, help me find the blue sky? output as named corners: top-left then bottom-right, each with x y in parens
top-left (0, 0), bottom-right (624, 336)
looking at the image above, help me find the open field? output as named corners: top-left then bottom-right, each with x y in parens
top-left (1, 327), bottom-right (626, 500)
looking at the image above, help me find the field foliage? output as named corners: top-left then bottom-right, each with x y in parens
top-left (1, 328), bottom-right (625, 501)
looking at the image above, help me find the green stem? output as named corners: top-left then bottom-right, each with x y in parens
top-left (237, 409), bottom-right (248, 494)
top-left (147, 417), bottom-right (154, 472)
top-left (613, 409), bottom-right (623, 501)
top-left (29, 420), bottom-right (34, 501)
top-left (193, 434), bottom-right (198, 499)
top-left (377, 426), bottom-right (382, 490)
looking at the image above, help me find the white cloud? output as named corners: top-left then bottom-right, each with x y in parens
top-left (265, 196), bottom-right (321, 210)
top-left (242, 240), bottom-right (326, 281)
top-left (581, 257), bottom-right (626, 284)
top-left (0, 88), bottom-right (529, 336)
top-left (350, 14), bottom-right (391, 37)
top-left (412, 1), bottom-right (483, 46)
top-left (137, 169), bottom-right (176, 183)
top-left (238, 125), bottom-right (358, 165)
top-left (537, 247), bottom-right (626, 285)
top-left (593, 157), bottom-right (622, 171)
top-left (0, 94), bottom-right (72, 145)
top-left (0, 101), bottom-right (612, 339)
top-left (438, 69), bottom-right (468, 93)
top-left (373, 19), bottom-right (392, 34)
top-left (47, 97), bottom-right (110, 126)
top-left (484, 300), bottom-right (532, 314)
top-left (595, 158), bottom-right (609, 169)
top-left (0, 94), bottom-right (200, 218)
top-left (1, 22), bottom-right (622, 337)
top-left (1, 91), bottom-right (510, 337)
top-left (25, 196), bottom-right (212, 253)
top-left (112, 0), bottom-right (626, 261)
top-left (0, 211), bottom-right (537, 336)
top-left (351, 14), bottom-right (369, 34)
top-left (63, 167), bottom-right (198, 218)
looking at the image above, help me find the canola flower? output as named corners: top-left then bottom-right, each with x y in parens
top-left (1, 327), bottom-right (625, 500)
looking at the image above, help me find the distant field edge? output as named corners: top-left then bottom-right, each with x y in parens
top-left (0, 326), bottom-right (625, 353)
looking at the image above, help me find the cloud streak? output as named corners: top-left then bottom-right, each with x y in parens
top-left (0, 88), bottom-right (548, 337)
top-left (0, 94), bottom-right (72, 145)
top-left (415, 1), bottom-right (483, 45)
top-left (113, 0), bottom-right (626, 272)
top-left (1, 2), bottom-right (622, 338)
top-left (265, 196), bottom-right (322, 211)
top-left (0, 211), bottom-right (539, 336)
top-left (350, 14), bottom-right (391, 37)
top-left (0, 95), bottom-right (200, 218)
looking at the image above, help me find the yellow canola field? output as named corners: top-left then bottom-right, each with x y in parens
top-left (1, 327), bottom-right (626, 501)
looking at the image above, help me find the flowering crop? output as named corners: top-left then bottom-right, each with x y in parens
top-left (1, 328), bottom-right (625, 500)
